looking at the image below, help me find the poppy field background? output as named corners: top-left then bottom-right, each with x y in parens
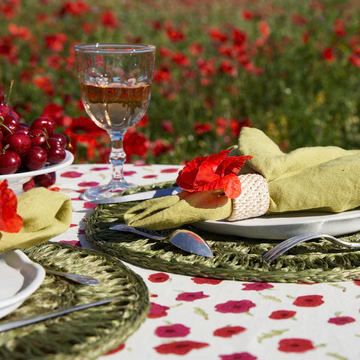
top-left (0, 0), bottom-right (359, 164)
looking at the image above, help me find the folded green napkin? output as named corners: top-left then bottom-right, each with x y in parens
top-left (125, 191), bottom-right (231, 230)
top-left (0, 188), bottom-right (72, 253)
top-left (238, 127), bottom-right (360, 213)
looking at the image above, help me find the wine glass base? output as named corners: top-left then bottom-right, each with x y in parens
top-left (80, 180), bottom-right (133, 201)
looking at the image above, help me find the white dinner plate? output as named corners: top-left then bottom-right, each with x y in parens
top-left (0, 250), bottom-right (45, 319)
top-left (194, 209), bottom-right (360, 240)
top-left (0, 150), bottom-right (74, 194)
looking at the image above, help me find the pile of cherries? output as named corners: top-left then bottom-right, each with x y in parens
top-left (0, 105), bottom-right (68, 176)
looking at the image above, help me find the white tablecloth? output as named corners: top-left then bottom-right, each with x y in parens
top-left (52, 164), bottom-right (360, 360)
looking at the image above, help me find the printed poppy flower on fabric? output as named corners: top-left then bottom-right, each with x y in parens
top-left (143, 175), bottom-right (158, 179)
top-left (154, 340), bottom-right (209, 355)
top-left (61, 171), bottom-right (83, 178)
top-left (278, 338), bottom-right (315, 353)
top-left (148, 272), bottom-right (170, 283)
top-left (90, 167), bottom-right (110, 172)
top-left (213, 326), bottom-right (246, 338)
top-left (220, 352), bottom-right (257, 360)
top-left (160, 168), bottom-right (179, 174)
top-left (176, 149), bottom-right (252, 199)
top-left (293, 295), bottom-right (324, 307)
top-left (242, 283), bottom-right (274, 291)
top-left (83, 202), bottom-right (97, 210)
top-left (354, 280), bottom-right (360, 287)
top-left (176, 291), bottom-right (209, 302)
top-left (269, 310), bottom-right (296, 320)
top-left (155, 324), bottom-right (190, 338)
top-left (215, 300), bottom-right (256, 314)
top-left (59, 240), bottom-right (82, 248)
top-left (0, 180), bottom-right (23, 233)
top-left (148, 303), bottom-right (170, 318)
top-left (191, 277), bottom-right (223, 285)
top-left (328, 316), bottom-right (355, 325)
top-left (77, 182), bottom-right (100, 187)
top-left (104, 344), bottom-right (125, 355)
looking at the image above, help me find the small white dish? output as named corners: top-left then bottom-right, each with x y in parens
top-left (194, 209), bottom-right (360, 240)
top-left (0, 250), bottom-right (45, 319)
top-left (0, 150), bottom-right (74, 194)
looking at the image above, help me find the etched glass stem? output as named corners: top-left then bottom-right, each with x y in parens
top-left (110, 131), bottom-right (127, 183)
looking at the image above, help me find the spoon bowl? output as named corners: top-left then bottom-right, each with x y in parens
top-left (110, 224), bottom-right (213, 257)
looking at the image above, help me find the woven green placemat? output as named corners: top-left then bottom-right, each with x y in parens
top-left (0, 243), bottom-right (150, 360)
top-left (85, 182), bottom-right (360, 283)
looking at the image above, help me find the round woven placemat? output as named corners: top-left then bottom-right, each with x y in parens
top-left (85, 182), bottom-right (360, 283)
top-left (0, 243), bottom-right (149, 360)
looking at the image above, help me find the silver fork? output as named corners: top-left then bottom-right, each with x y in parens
top-left (262, 233), bottom-right (360, 264)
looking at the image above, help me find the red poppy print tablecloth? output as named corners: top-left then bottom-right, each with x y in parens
top-left (51, 164), bottom-right (360, 360)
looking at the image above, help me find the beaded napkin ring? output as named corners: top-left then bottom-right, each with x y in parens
top-left (227, 173), bottom-right (270, 221)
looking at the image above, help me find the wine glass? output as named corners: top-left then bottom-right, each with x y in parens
top-left (74, 43), bottom-right (155, 200)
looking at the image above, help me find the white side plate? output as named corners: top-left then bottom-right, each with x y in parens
top-left (194, 210), bottom-right (360, 240)
top-left (0, 250), bottom-right (45, 318)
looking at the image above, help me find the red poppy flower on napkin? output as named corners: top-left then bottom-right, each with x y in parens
top-left (176, 149), bottom-right (252, 199)
top-left (0, 180), bottom-right (23, 233)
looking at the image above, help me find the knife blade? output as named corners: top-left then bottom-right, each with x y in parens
top-left (0, 297), bottom-right (121, 333)
top-left (90, 186), bottom-right (182, 205)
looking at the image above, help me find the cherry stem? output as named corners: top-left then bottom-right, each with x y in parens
top-left (0, 116), bottom-right (13, 135)
top-left (0, 144), bottom-right (9, 155)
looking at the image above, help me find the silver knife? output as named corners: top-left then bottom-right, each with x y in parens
top-left (90, 186), bottom-right (182, 205)
top-left (0, 297), bottom-right (120, 333)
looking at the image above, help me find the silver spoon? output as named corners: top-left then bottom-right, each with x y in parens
top-left (45, 268), bottom-right (99, 286)
top-left (110, 224), bottom-right (214, 258)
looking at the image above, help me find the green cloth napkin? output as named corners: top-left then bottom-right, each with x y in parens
top-left (238, 127), bottom-right (360, 213)
top-left (125, 191), bottom-right (232, 230)
top-left (0, 187), bottom-right (72, 253)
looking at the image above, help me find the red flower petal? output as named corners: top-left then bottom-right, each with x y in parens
top-left (197, 174), bottom-right (241, 199)
top-left (154, 340), bottom-right (209, 355)
top-left (216, 155), bottom-right (253, 176)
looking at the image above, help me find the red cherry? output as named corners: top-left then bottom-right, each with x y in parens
top-left (5, 132), bottom-right (31, 155)
top-left (42, 137), bottom-right (63, 151)
top-left (35, 172), bottom-right (56, 188)
top-left (50, 133), bottom-right (67, 149)
top-left (31, 117), bottom-right (55, 136)
top-left (0, 131), bottom-right (3, 143)
top-left (29, 129), bottom-right (48, 147)
top-left (47, 147), bottom-right (66, 164)
top-left (0, 150), bottom-right (21, 174)
top-left (23, 178), bottom-right (35, 191)
top-left (17, 123), bottom-right (31, 135)
top-left (1, 112), bottom-right (19, 136)
top-left (24, 146), bottom-right (47, 170)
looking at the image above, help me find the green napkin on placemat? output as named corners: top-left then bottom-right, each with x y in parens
top-left (124, 127), bottom-right (360, 230)
top-left (0, 188), bottom-right (72, 253)
top-left (238, 127), bottom-right (360, 213)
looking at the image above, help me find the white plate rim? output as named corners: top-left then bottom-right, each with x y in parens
top-left (194, 209), bottom-right (360, 240)
top-left (0, 150), bottom-right (74, 181)
top-left (0, 250), bottom-right (45, 310)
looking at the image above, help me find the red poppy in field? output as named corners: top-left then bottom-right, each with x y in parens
top-left (45, 33), bottom-right (67, 52)
top-left (197, 58), bottom-right (216, 76)
top-left (160, 120), bottom-right (174, 133)
top-left (124, 130), bottom-right (150, 162)
top-left (101, 10), bottom-right (119, 29)
top-left (259, 21), bottom-right (270, 38)
top-left (194, 122), bottom-right (212, 135)
top-left (230, 118), bottom-right (251, 138)
top-left (152, 139), bottom-right (173, 157)
top-left (47, 54), bottom-right (62, 70)
top-left (166, 27), bottom-right (185, 43)
top-left (154, 67), bottom-right (172, 84)
top-left (293, 295), bottom-right (324, 307)
top-left (209, 28), bottom-right (228, 43)
top-left (176, 149), bottom-right (252, 199)
top-left (189, 43), bottom-right (203, 56)
top-left (232, 28), bottom-right (247, 46)
top-left (349, 51), bottom-right (360, 68)
top-left (155, 324), bottom-right (190, 338)
top-left (154, 341), bottom-right (208, 355)
top-left (172, 52), bottom-right (190, 67)
top-left (278, 338), bottom-right (315, 353)
top-left (8, 24), bottom-right (31, 41)
top-left (323, 47), bottom-right (335, 62)
top-left (292, 14), bottom-right (307, 26)
top-left (148, 273), bottom-right (170, 283)
top-left (42, 103), bottom-right (64, 125)
top-left (328, 316), bottom-right (355, 325)
top-left (60, 0), bottom-right (90, 17)
top-left (0, 36), bottom-right (19, 63)
top-left (242, 10), bottom-right (254, 21)
top-left (0, 180), bottom-right (23, 233)
top-left (191, 277), bottom-right (222, 285)
top-left (33, 75), bottom-right (54, 96)
top-left (215, 300), bottom-right (256, 313)
top-left (269, 310), bottom-right (296, 320)
top-left (219, 60), bottom-right (238, 77)
top-left (0, 0), bottom-right (20, 19)
top-left (334, 19), bottom-right (346, 37)
top-left (213, 326), bottom-right (246, 338)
